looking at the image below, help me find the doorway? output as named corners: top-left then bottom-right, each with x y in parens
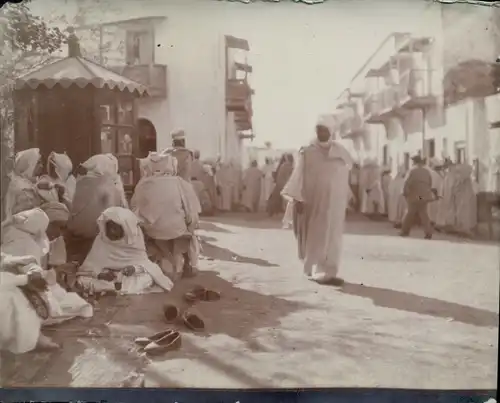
top-left (137, 118), bottom-right (157, 158)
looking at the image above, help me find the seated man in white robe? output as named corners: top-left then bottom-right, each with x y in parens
top-left (0, 252), bottom-right (60, 353)
top-left (1, 207), bottom-right (93, 328)
top-left (76, 207), bottom-right (174, 295)
top-left (37, 152), bottom-right (76, 209)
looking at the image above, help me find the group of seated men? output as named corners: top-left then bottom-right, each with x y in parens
top-left (0, 130), bottom-right (203, 354)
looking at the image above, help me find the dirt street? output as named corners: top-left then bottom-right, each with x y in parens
top-left (1, 214), bottom-right (498, 388)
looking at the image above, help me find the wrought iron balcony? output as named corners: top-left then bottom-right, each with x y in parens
top-left (110, 64), bottom-right (167, 98)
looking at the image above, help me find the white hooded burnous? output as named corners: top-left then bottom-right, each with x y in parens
top-left (281, 115), bottom-right (353, 284)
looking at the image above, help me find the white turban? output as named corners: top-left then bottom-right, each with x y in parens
top-left (171, 129), bottom-right (186, 141)
top-left (48, 152), bottom-right (73, 181)
top-left (12, 148), bottom-right (41, 180)
top-left (81, 154), bottom-right (118, 177)
top-left (316, 114), bottom-right (337, 136)
top-left (2, 207), bottom-right (50, 236)
top-left (148, 152), bottom-right (178, 176)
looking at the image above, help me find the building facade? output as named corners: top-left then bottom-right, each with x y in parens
top-left (333, 3), bottom-right (500, 191)
top-left (73, 14), bottom-right (254, 164)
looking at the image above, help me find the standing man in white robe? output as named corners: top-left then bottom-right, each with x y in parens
top-left (260, 157), bottom-right (275, 209)
top-left (281, 115), bottom-right (353, 286)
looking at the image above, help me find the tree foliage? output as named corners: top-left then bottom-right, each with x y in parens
top-left (1, 0), bottom-right (66, 215)
top-left (3, 0), bottom-right (65, 53)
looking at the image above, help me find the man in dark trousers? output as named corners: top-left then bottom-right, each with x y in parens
top-left (400, 155), bottom-right (435, 239)
top-left (162, 129), bottom-right (197, 278)
top-left (169, 130), bottom-right (193, 182)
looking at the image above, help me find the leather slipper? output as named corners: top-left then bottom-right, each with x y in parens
top-left (182, 311), bottom-right (205, 332)
top-left (134, 329), bottom-right (174, 347)
top-left (20, 287), bottom-right (50, 320)
top-left (143, 331), bottom-right (182, 355)
top-left (183, 286), bottom-right (220, 303)
top-left (163, 304), bottom-right (180, 323)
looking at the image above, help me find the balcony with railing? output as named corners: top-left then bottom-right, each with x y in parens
top-left (397, 68), bottom-right (438, 109)
top-left (336, 103), bottom-right (365, 139)
top-left (76, 17), bottom-right (168, 99)
top-left (110, 64), bottom-right (167, 98)
top-left (363, 85), bottom-right (399, 123)
top-left (339, 115), bottom-right (364, 139)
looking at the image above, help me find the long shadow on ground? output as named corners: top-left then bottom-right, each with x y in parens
top-left (108, 271), bottom-right (312, 387)
top-left (206, 213), bottom-right (497, 246)
top-left (338, 282), bottom-right (499, 328)
top-left (199, 235), bottom-right (278, 267)
top-left (111, 270), bottom-right (313, 347)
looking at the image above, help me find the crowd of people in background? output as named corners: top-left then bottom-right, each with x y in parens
top-left (348, 154), bottom-right (488, 239)
top-left (186, 150), bottom-right (295, 218)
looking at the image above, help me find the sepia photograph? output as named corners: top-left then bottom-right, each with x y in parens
top-left (0, 0), bottom-right (499, 396)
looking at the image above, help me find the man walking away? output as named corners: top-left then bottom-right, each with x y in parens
top-left (400, 155), bottom-right (434, 239)
top-left (168, 130), bottom-right (193, 182)
top-left (281, 115), bottom-right (353, 286)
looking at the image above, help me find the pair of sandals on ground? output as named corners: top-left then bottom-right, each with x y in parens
top-left (134, 285), bottom-right (220, 355)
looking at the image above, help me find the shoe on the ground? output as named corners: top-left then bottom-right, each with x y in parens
top-left (182, 311), bottom-right (205, 332)
top-left (143, 331), bottom-right (182, 355)
top-left (424, 234), bottom-right (433, 240)
top-left (163, 304), bottom-right (180, 323)
top-left (399, 232), bottom-right (409, 237)
top-left (184, 285), bottom-right (221, 303)
top-left (134, 329), bottom-right (174, 347)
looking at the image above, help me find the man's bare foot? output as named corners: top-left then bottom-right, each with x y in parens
top-left (36, 334), bottom-right (61, 351)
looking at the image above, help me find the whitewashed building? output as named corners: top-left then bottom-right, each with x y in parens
top-left (333, 3), bottom-right (500, 191)
top-left (71, 15), bottom-right (254, 163)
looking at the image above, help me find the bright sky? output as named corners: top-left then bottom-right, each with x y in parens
top-left (31, 0), bottom-right (433, 149)
top-left (215, 0), bottom-right (431, 149)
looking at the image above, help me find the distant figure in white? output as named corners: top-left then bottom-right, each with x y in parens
top-left (260, 157), bottom-right (275, 208)
top-left (281, 115), bottom-right (353, 286)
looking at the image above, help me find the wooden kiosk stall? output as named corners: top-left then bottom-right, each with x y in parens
top-left (13, 35), bottom-right (150, 195)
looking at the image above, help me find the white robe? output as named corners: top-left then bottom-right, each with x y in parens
top-left (388, 173), bottom-right (407, 224)
top-left (360, 165), bottom-right (385, 215)
top-left (282, 140), bottom-right (352, 280)
top-left (1, 214), bottom-right (93, 325)
top-left (77, 207), bottom-right (174, 294)
top-left (0, 253), bottom-right (42, 354)
top-left (261, 164), bottom-right (275, 206)
top-left (4, 148), bottom-right (42, 218)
